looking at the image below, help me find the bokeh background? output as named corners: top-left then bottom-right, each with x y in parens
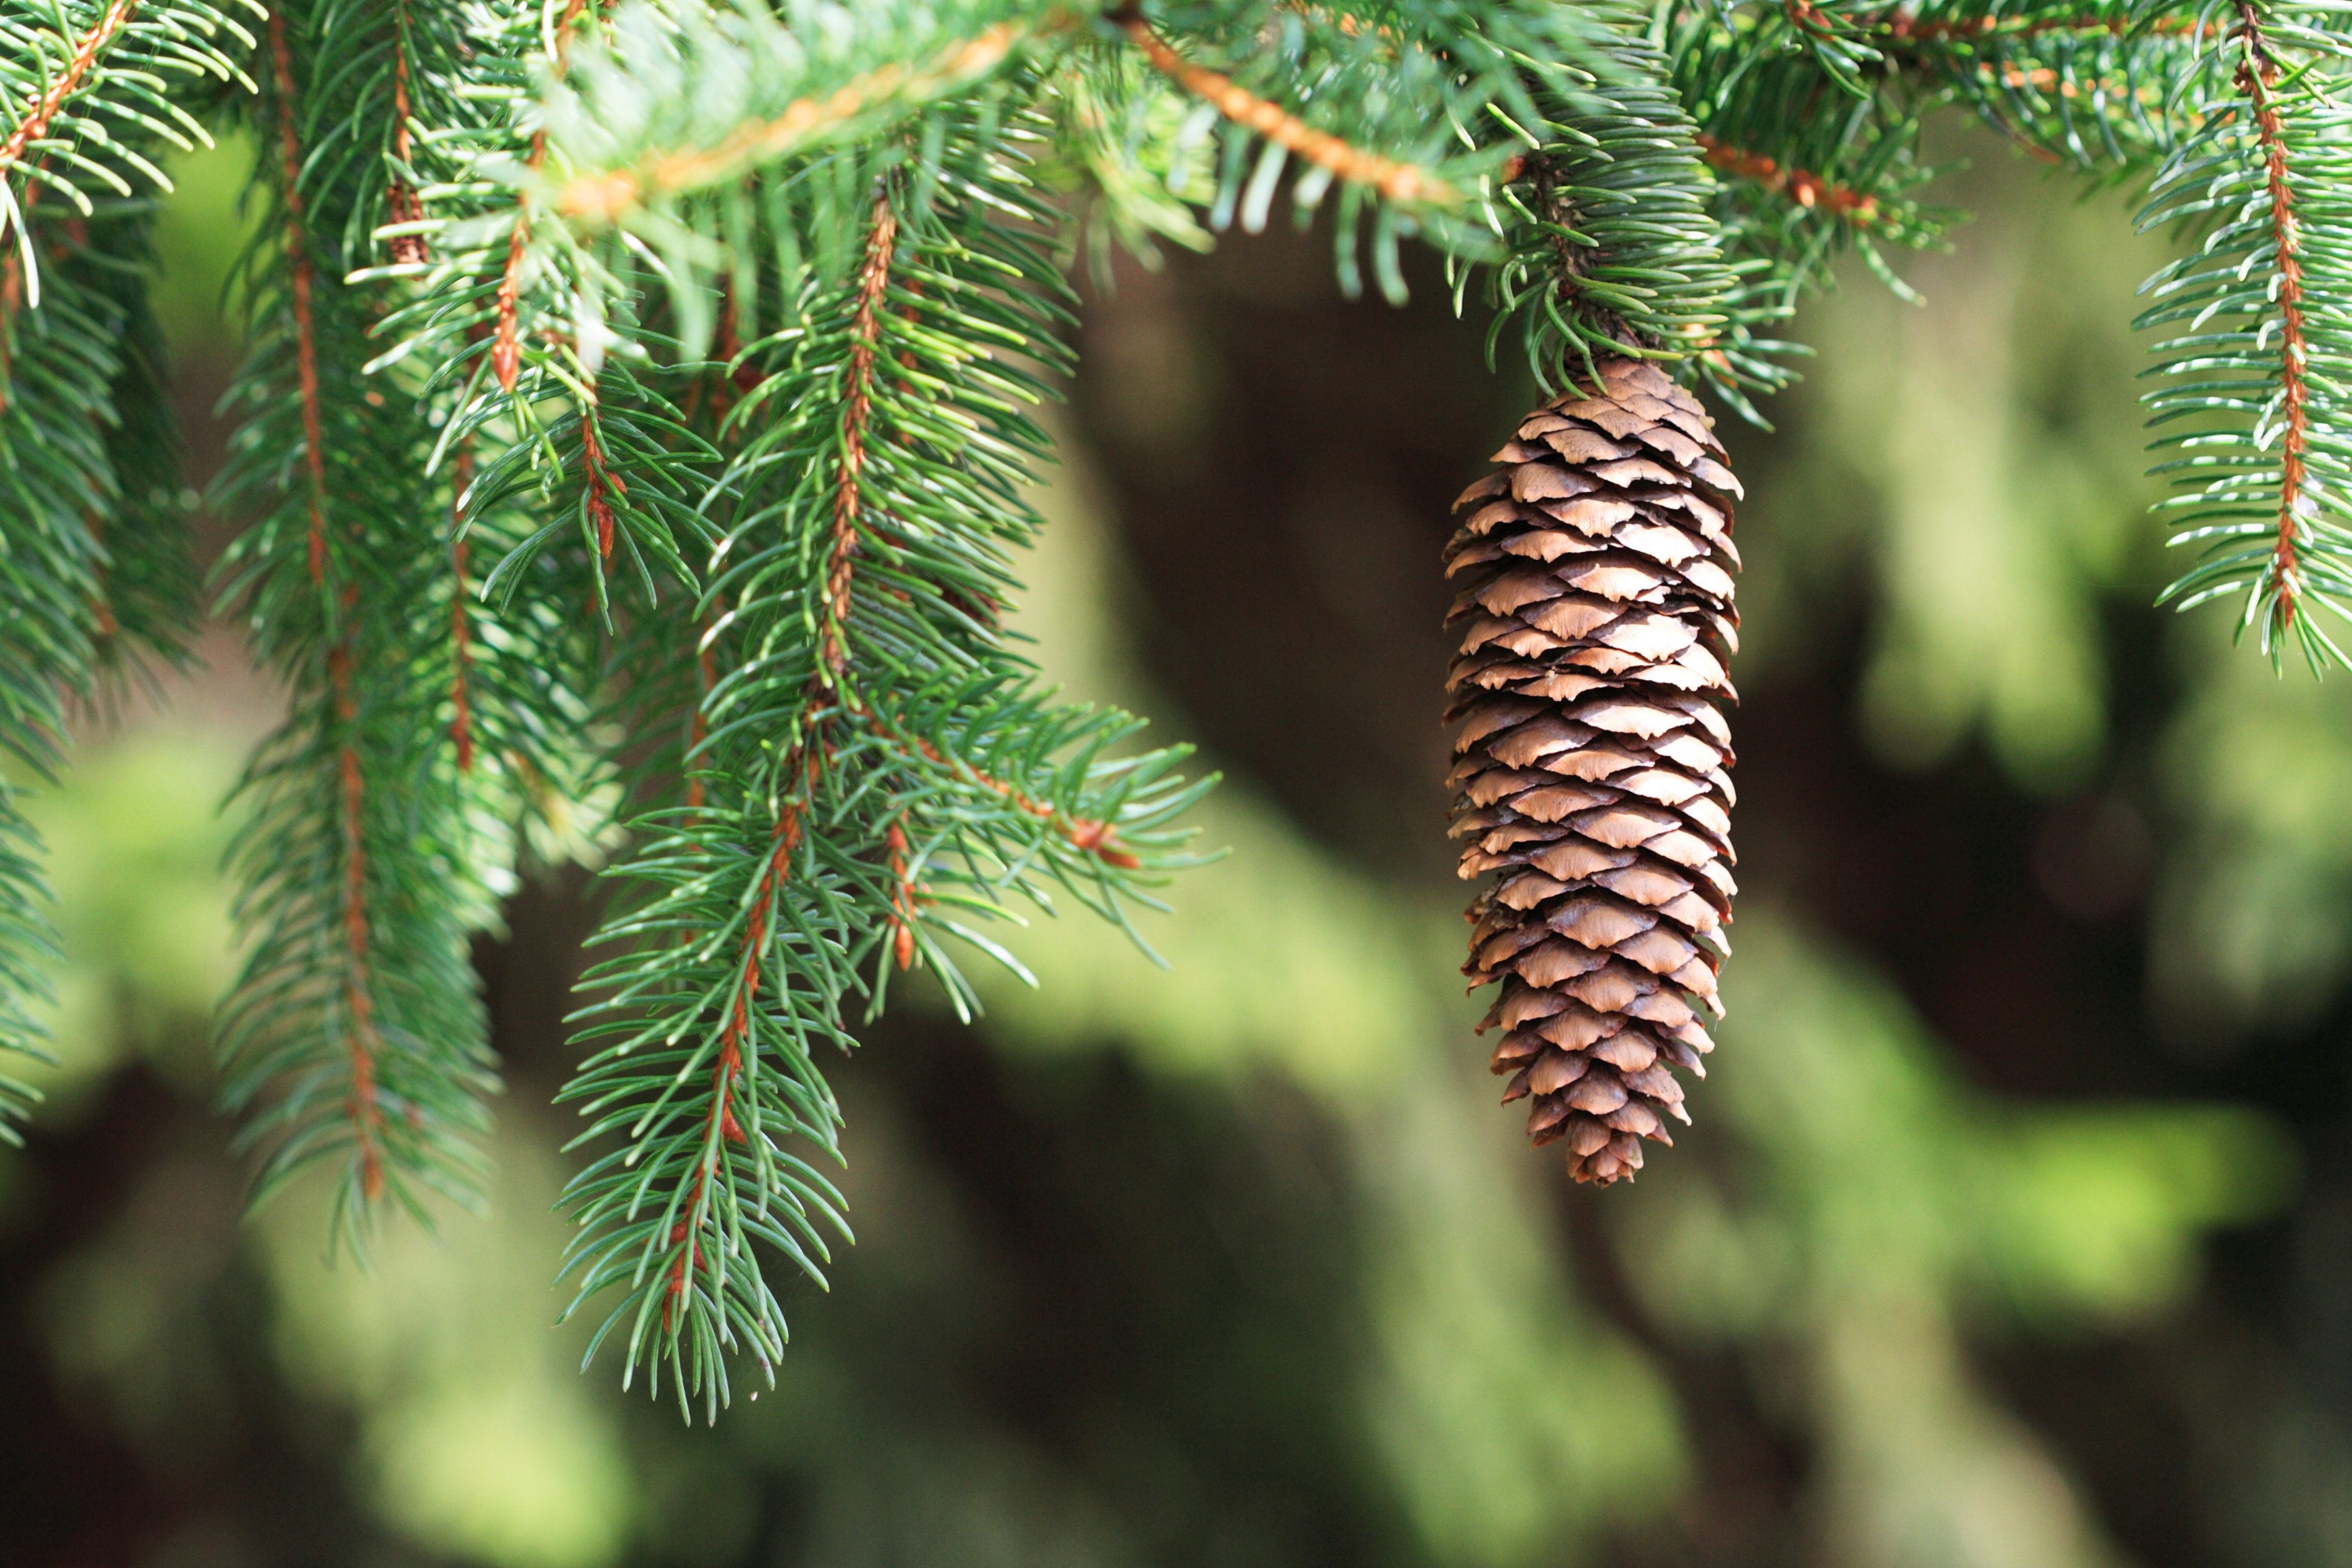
top-left (7, 118), bottom-right (2350, 1568)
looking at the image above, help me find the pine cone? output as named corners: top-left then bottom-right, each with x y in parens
top-left (1445, 357), bottom-right (1740, 1185)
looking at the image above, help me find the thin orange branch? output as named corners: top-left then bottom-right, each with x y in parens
top-left (899, 729), bottom-right (1141, 870)
top-left (387, 4), bottom-right (427, 265)
top-left (1868, 9), bottom-right (2212, 42)
top-left (821, 195), bottom-right (898, 679)
top-left (884, 820), bottom-right (920, 969)
top-left (2235, 0), bottom-right (2310, 636)
top-left (1116, 14), bottom-right (1457, 206)
top-left (580, 401), bottom-right (621, 557)
top-left (556, 19), bottom-right (1040, 223)
top-left (268, 14), bottom-right (329, 588)
top-left (272, 10), bottom-right (385, 1202)
top-left (0, 0), bottom-right (137, 176)
top-left (1694, 133), bottom-right (1882, 225)
top-left (665, 787), bottom-right (804, 1329)
top-left (492, 0), bottom-right (593, 391)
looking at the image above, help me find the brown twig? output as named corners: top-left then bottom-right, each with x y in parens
top-left (557, 19), bottom-right (1041, 223)
top-left (884, 819), bottom-right (921, 969)
top-left (491, 0), bottom-right (593, 391)
top-left (272, 11), bottom-right (386, 1203)
top-left (1115, 13), bottom-right (1456, 206)
top-left (898, 728), bottom-right (1141, 870)
top-left (1867, 8), bottom-right (2212, 42)
top-left (386, 4), bottom-right (428, 265)
top-left (580, 400), bottom-right (622, 558)
top-left (0, 0), bottom-right (137, 178)
top-left (2234, 0), bottom-right (2310, 638)
top-left (664, 779), bottom-right (806, 1329)
top-left (1694, 133), bottom-right (1883, 225)
top-left (821, 195), bottom-right (898, 679)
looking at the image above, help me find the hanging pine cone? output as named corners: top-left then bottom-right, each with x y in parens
top-left (1445, 357), bottom-right (1740, 1184)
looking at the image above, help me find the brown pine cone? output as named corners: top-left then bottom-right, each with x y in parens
top-left (1444, 357), bottom-right (1740, 1185)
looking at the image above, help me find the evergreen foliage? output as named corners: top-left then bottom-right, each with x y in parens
top-left (0, 0), bottom-right (2347, 1416)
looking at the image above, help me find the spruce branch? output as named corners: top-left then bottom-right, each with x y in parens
top-left (0, 205), bottom-right (152, 1140)
top-left (212, 1), bottom-right (503, 1243)
top-left (1477, 4), bottom-right (1743, 395)
top-left (2229, 1), bottom-right (2315, 644)
top-left (1696, 135), bottom-right (1888, 228)
top-left (540, 0), bottom-right (1069, 229)
top-left (0, 0), bottom-right (256, 301)
top-left (816, 191), bottom-right (897, 681)
top-left (2135, 0), bottom-right (2352, 666)
top-left (92, 220), bottom-right (195, 683)
top-left (550, 116), bottom-right (1208, 1416)
top-left (0, 1), bottom-right (140, 174)
top-left (1109, 9), bottom-right (1459, 206)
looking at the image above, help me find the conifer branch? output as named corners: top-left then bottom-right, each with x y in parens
top-left (1483, 7), bottom-right (1742, 394)
top-left (822, 196), bottom-right (897, 680)
top-left (265, 11), bottom-right (329, 592)
top-left (0, 0), bottom-right (251, 300)
top-left (547, 117), bottom-right (1208, 1416)
top-left (2232, 0), bottom-right (2313, 642)
top-left (385, 4), bottom-right (427, 266)
top-left (215, 0), bottom-right (504, 1243)
top-left (546, 3), bottom-right (1066, 227)
top-left (489, 0), bottom-right (593, 391)
top-left (1111, 10), bottom-right (1457, 206)
top-left (2133, 0), bottom-right (2352, 666)
top-left (0, 0), bottom-right (138, 176)
top-left (1865, 9), bottom-right (2215, 42)
top-left (1695, 133), bottom-right (1884, 227)
top-left (0, 203), bottom-right (149, 1141)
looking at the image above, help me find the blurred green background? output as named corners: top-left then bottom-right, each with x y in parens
top-left (6, 121), bottom-right (2347, 1568)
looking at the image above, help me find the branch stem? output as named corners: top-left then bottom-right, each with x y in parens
top-left (823, 195), bottom-right (898, 679)
top-left (270, 8), bottom-right (386, 1202)
top-left (1114, 13), bottom-right (1456, 205)
top-left (556, 18), bottom-right (1043, 223)
top-left (2234, 0), bottom-right (2310, 637)
top-left (1695, 133), bottom-right (1881, 225)
top-left (0, 0), bottom-right (137, 176)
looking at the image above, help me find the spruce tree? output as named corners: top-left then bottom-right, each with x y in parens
top-left (0, 0), bottom-right (2340, 1418)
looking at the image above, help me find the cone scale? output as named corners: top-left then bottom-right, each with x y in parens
top-left (1445, 357), bottom-right (1741, 1184)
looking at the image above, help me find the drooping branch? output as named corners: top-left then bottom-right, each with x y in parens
top-left (1112, 11), bottom-right (1458, 206)
top-left (268, 6), bottom-right (387, 1202)
top-left (2234, 0), bottom-right (2311, 638)
top-left (664, 796), bottom-right (802, 1330)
